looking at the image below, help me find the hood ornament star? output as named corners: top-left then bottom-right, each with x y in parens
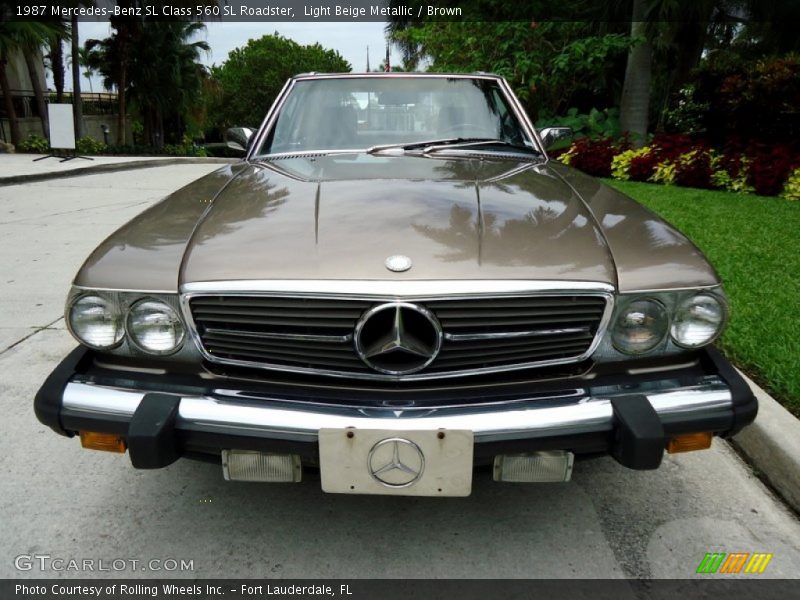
top-left (385, 255), bottom-right (412, 272)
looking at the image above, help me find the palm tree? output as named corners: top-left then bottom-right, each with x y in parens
top-left (47, 35), bottom-right (66, 102)
top-left (22, 45), bottom-right (50, 138)
top-left (619, 0), bottom-right (653, 146)
top-left (127, 20), bottom-right (209, 147)
top-left (42, 14), bottom-right (70, 104)
top-left (0, 18), bottom-right (60, 145)
top-left (70, 15), bottom-right (84, 138)
top-left (22, 21), bottom-right (64, 137)
top-left (78, 46), bottom-right (94, 93)
top-left (619, 0), bottom-right (736, 145)
top-left (85, 19), bottom-right (209, 147)
top-left (85, 18), bottom-right (139, 145)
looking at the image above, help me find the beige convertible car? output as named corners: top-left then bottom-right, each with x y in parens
top-left (36, 73), bottom-right (756, 496)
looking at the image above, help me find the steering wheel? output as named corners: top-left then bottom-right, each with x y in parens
top-left (438, 123), bottom-right (480, 137)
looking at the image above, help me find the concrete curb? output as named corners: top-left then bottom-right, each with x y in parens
top-left (0, 157), bottom-right (237, 186)
top-left (731, 371), bottom-right (800, 513)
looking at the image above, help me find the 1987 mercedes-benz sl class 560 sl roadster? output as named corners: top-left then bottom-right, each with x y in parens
top-left (36, 73), bottom-right (756, 496)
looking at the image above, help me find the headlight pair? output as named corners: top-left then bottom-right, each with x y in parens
top-left (68, 295), bottom-right (185, 355)
top-left (611, 293), bottom-right (726, 355)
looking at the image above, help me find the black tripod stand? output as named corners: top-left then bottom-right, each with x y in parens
top-left (33, 150), bottom-right (93, 163)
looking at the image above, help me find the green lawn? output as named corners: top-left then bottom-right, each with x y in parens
top-left (605, 180), bottom-right (800, 415)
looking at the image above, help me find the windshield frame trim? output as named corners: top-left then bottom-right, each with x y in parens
top-left (246, 73), bottom-right (547, 161)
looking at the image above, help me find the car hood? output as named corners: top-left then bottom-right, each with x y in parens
top-left (178, 155), bottom-right (617, 285)
top-left (74, 155), bottom-right (720, 293)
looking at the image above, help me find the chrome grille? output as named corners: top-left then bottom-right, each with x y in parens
top-left (188, 294), bottom-right (609, 379)
top-left (190, 296), bottom-right (370, 372)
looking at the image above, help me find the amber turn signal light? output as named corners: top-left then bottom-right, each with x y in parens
top-left (79, 431), bottom-right (127, 453)
top-left (666, 432), bottom-right (712, 454)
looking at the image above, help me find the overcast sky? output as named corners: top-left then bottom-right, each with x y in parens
top-left (58, 21), bottom-right (402, 92)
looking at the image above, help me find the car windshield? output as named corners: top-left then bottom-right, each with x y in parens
top-left (256, 76), bottom-right (533, 156)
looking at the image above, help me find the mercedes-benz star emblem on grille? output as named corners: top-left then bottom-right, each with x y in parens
top-left (368, 437), bottom-right (425, 487)
top-left (384, 254), bottom-right (412, 272)
top-left (354, 302), bottom-right (443, 375)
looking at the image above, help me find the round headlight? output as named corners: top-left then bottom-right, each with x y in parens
top-left (671, 294), bottom-right (726, 348)
top-left (126, 299), bottom-right (185, 355)
top-left (612, 298), bottom-right (668, 355)
top-left (68, 295), bottom-right (124, 349)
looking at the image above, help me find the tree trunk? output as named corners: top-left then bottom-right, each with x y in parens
top-left (620, 0), bottom-right (652, 147)
top-left (70, 15), bottom-right (84, 139)
top-left (50, 37), bottom-right (65, 103)
top-left (117, 63), bottom-right (127, 145)
top-left (23, 51), bottom-right (49, 138)
top-left (0, 60), bottom-right (22, 146)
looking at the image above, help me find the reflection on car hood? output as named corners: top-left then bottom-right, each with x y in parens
top-left (179, 155), bottom-right (617, 285)
top-left (74, 155), bottom-right (720, 293)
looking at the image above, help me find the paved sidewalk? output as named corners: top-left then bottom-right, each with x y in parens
top-left (0, 153), bottom-right (235, 185)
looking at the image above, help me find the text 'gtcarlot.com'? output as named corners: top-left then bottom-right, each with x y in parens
top-left (14, 554), bottom-right (194, 572)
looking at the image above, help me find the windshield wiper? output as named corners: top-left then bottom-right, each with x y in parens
top-left (426, 138), bottom-right (539, 154)
top-left (366, 137), bottom-right (539, 157)
top-left (366, 137), bottom-right (473, 154)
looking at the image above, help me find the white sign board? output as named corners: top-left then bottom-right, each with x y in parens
top-left (48, 103), bottom-right (76, 150)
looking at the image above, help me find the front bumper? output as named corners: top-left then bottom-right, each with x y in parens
top-left (35, 347), bottom-right (757, 472)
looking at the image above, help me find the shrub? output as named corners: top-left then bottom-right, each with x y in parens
top-left (103, 144), bottom-right (159, 155)
top-left (649, 133), bottom-right (696, 163)
top-left (677, 53), bottom-right (800, 145)
top-left (663, 84), bottom-right (709, 136)
top-left (76, 136), bottom-right (107, 155)
top-left (163, 142), bottom-right (208, 157)
top-left (673, 149), bottom-right (714, 189)
top-left (17, 134), bottom-right (50, 153)
top-left (536, 107), bottom-right (621, 141)
top-left (782, 168), bottom-right (800, 201)
top-left (651, 160), bottom-right (677, 185)
top-left (711, 154), bottom-right (754, 194)
top-left (566, 131), bottom-right (797, 198)
top-left (624, 134), bottom-right (697, 182)
top-left (628, 150), bottom-right (661, 182)
top-left (745, 144), bottom-right (800, 196)
top-left (611, 147), bottom-right (650, 180)
top-left (559, 137), bottom-right (624, 177)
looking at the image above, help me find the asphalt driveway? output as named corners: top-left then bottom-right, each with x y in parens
top-left (1, 165), bottom-right (799, 579)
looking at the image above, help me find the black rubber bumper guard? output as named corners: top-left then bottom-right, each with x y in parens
top-left (35, 346), bottom-right (758, 471)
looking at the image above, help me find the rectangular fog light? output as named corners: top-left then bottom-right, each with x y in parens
top-left (493, 451), bottom-right (574, 483)
top-left (222, 450), bottom-right (302, 482)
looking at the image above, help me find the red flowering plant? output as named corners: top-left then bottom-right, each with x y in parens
top-left (560, 131), bottom-right (800, 197)
top-left (627, 152), bottom-right (660, 181)
top-left (558, 136), bottom-right (627, 177)
top-left (746, 143), bottom-right (800, 196)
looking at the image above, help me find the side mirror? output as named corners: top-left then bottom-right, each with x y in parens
top-left (538, 127), bottom-right (573, 151)
top-left (224, 127), bottom-right (256, 155)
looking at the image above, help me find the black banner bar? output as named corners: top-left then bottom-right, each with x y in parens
top-left (3, 579), bottom-right (800, 600)
top-left (6, 0), bottom-right (800, 22)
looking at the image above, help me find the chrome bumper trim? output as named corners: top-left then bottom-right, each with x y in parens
top-left (61, 378), bottom-right (733, 443)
